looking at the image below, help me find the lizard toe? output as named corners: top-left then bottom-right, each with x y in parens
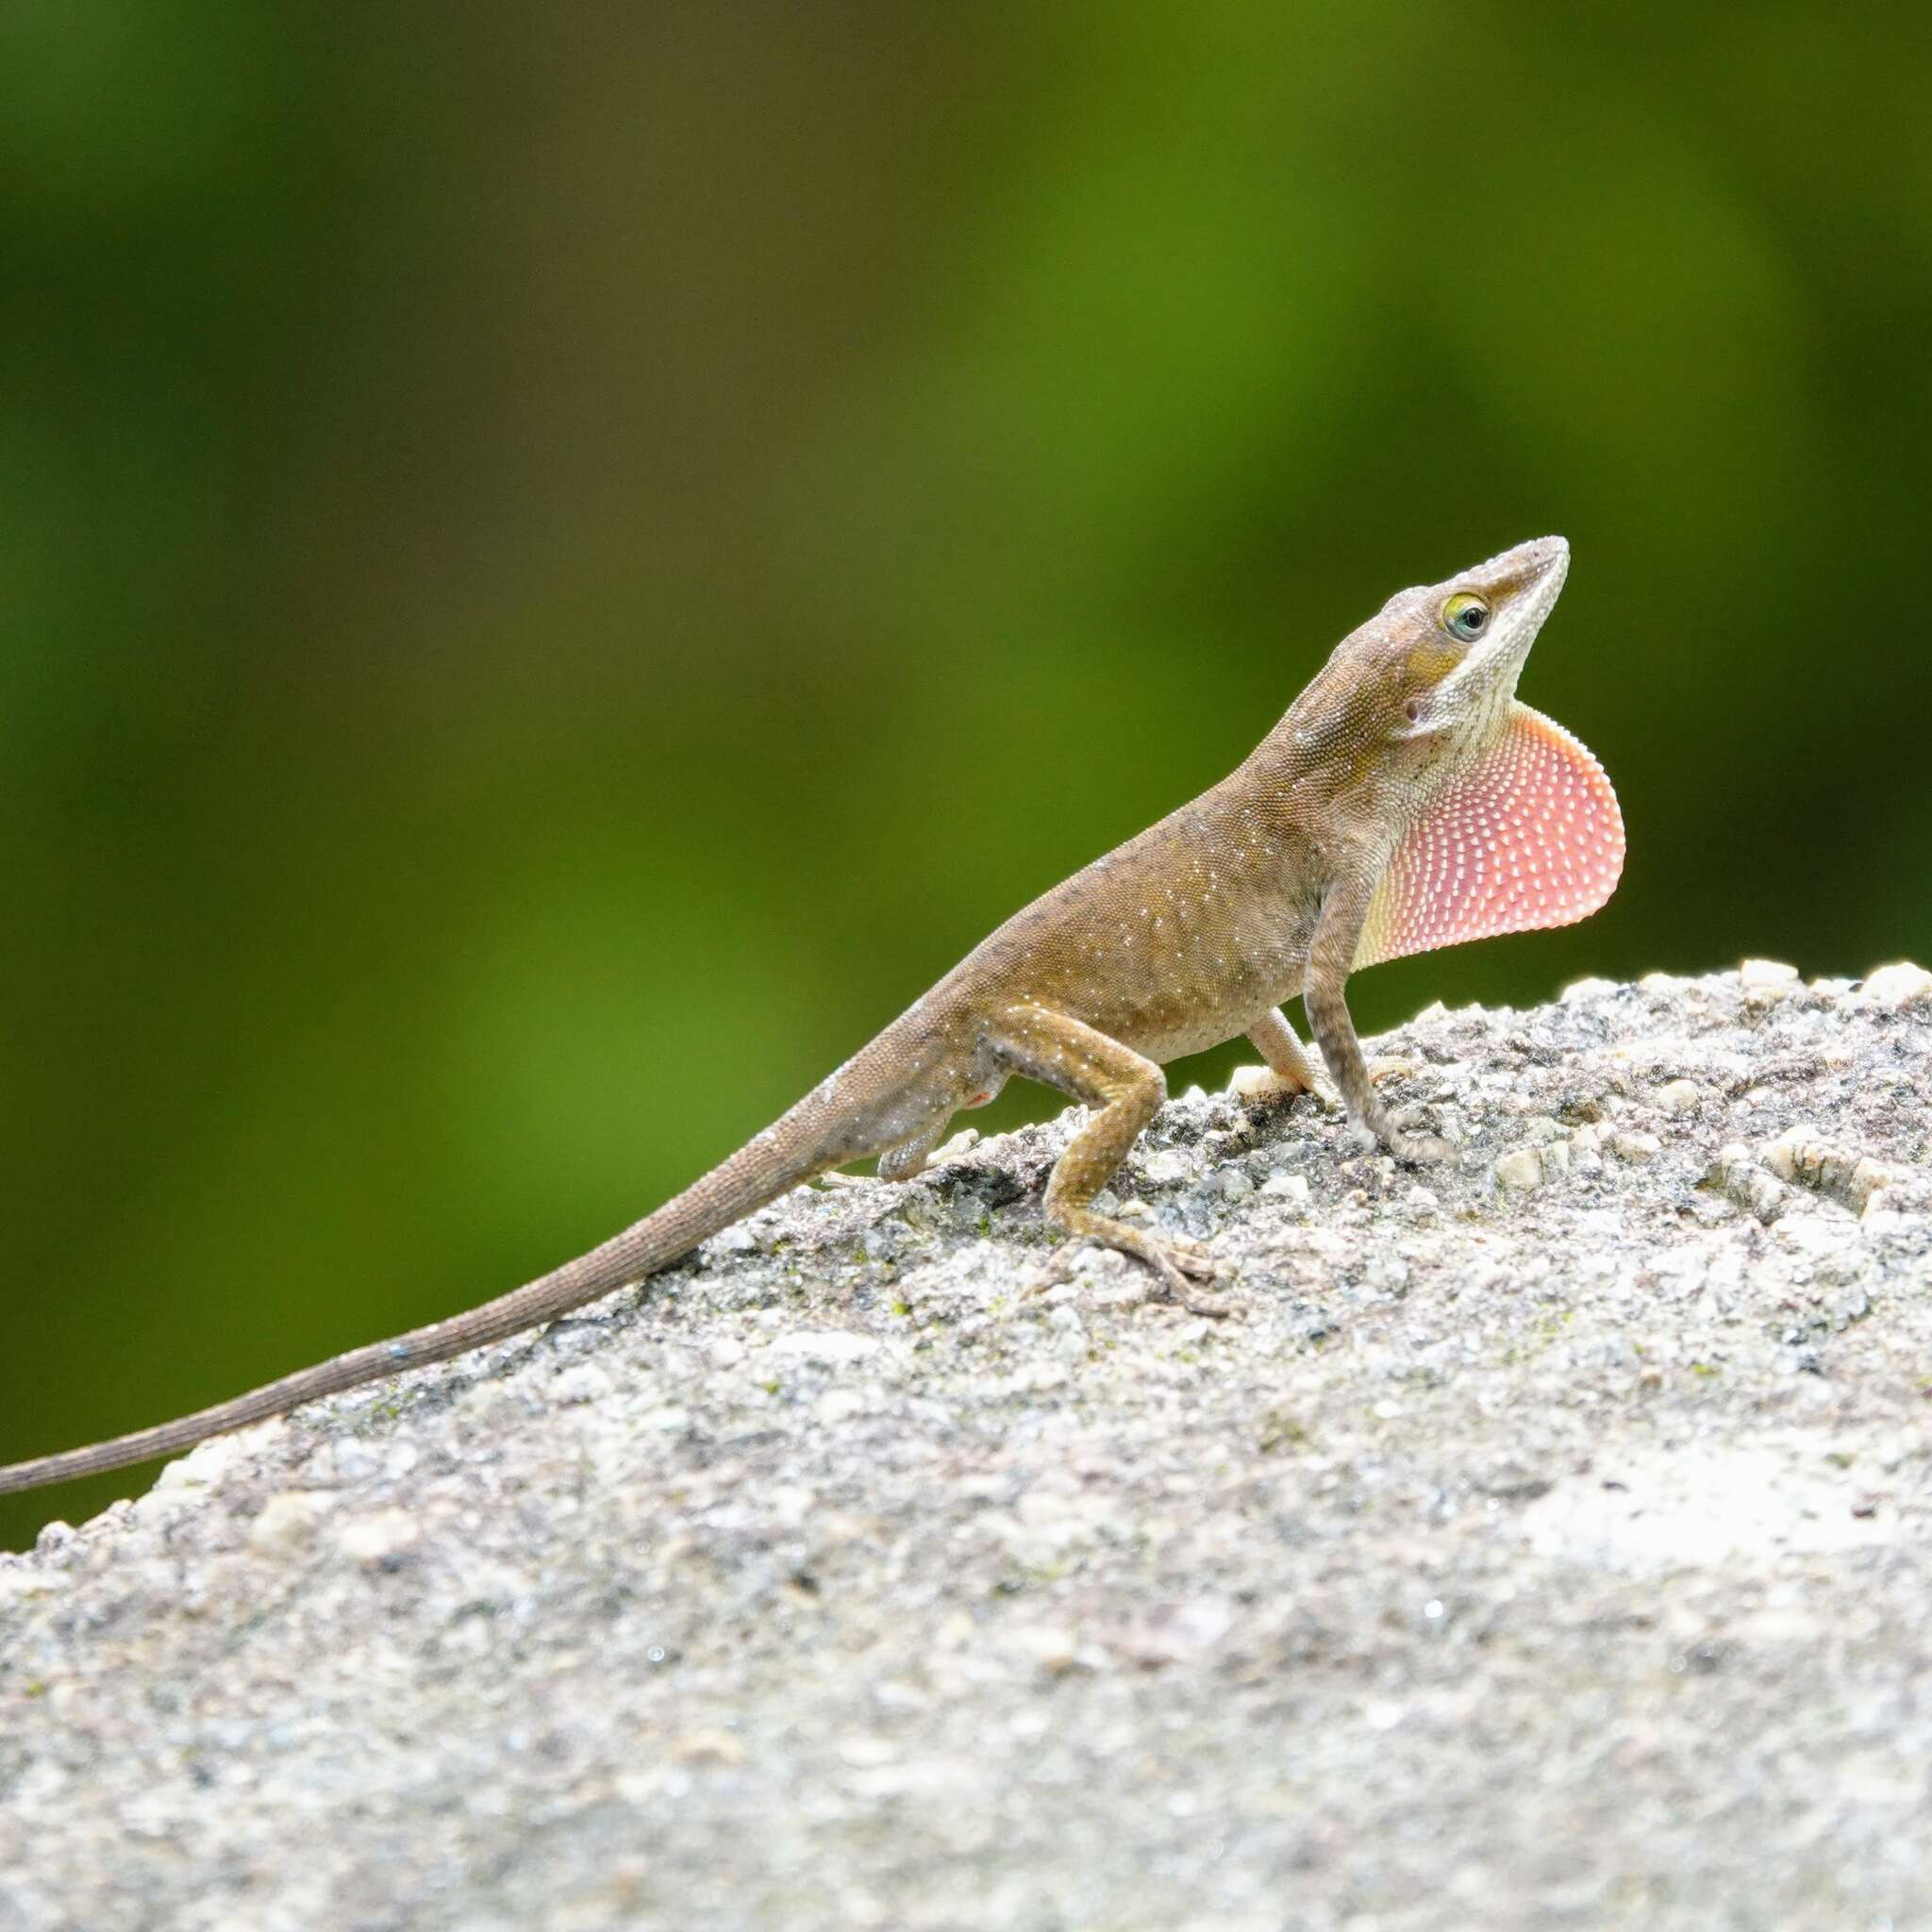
top-left (1142, 1238), bottom-right (1238, 1316)
top-left (1165, 1239), bottom-right (1224, 1282)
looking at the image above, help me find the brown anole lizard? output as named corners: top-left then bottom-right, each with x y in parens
top-left (0, 536), bottom-right (1622, 1496)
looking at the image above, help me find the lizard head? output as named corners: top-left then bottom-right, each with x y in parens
top-left (1390, 534), bottom-right (1570, 753)
top-left (1279, 535), bottom-right (1572, 794)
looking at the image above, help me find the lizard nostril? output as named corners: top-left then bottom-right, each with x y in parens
top-left (1405, 700), bottom-right (1423, 723)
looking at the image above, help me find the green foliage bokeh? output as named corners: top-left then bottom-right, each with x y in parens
top-left (5, 4), bottom-right (1928, 1543)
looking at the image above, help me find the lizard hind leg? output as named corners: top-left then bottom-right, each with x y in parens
top-left (987, 1003), bottom-right (1229, 1315)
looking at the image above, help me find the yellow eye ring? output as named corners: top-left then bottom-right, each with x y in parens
top-left (1442, 593), bottom-right (1490, 641)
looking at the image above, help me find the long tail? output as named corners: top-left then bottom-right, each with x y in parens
top-left (0, 1081), bottom-right (858, 1496)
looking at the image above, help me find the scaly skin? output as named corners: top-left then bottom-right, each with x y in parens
top-left (0, 536), bottom-right (1623, 1496)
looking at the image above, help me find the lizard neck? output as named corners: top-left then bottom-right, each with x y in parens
top-left (1224, 672), bottom-right (1496, 856)
top-left (1219, 704), bottom-right (1391, 846)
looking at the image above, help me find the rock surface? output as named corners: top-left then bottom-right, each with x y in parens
top-left (4, 967), bottom-right (1931, 1931)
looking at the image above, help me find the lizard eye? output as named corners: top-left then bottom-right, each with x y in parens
top-left (1442, 593), bottom-right (1490, 641)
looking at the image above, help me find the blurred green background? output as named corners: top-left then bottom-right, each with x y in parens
top-left (5, 4), bottom-right (1929, 1545)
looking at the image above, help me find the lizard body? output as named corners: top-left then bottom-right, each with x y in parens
top-left (0, 536), bottom-right (1622, 1497)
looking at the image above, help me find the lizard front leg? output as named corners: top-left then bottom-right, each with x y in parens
top-left (818, 1120), bottom-right (950, 1190)
top-left (987, 1003), bottom-right (1225, 1311)
top-left (1304, 869), bottom-right (1450, 1165)
top-left (1238, 1006), bottom-right (1335, 1107)
top-left (876, 1122), bottom-right (947, 1182)
top-left (832, 1110), bottom-right (987, 1191)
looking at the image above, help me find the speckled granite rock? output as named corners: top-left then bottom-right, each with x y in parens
top-left (4, 967), bottom-right (1931, 1932)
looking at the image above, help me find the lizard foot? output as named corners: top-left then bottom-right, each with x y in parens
top-left (1227, 1065), bottom-right (1338, 1111)
top-left (1345, 1112), bottom-right (1454, 1167)
top-left (1388, 1128), bottom-right (1454, 1167)
top-left (815, 1170), bottom-right (872, 1191)
top-left (1027, 1224), bottom-right (1235, 1319)
top-left (1387, 1105), bottom-right (1454, 1166)
top-left (1143, 1259), bottom-right (1236, 1321)
top-left (1129, 1230), bottom-right (1233, 1314)
top-left (915, 1127), bottom-right (983, 1174)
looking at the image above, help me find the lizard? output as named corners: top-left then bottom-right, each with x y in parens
top-left (0, 534), bottom-right (1623, 1497)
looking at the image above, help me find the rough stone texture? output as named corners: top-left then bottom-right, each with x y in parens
top-left (4, 967), bottom-right (1931, 1932)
